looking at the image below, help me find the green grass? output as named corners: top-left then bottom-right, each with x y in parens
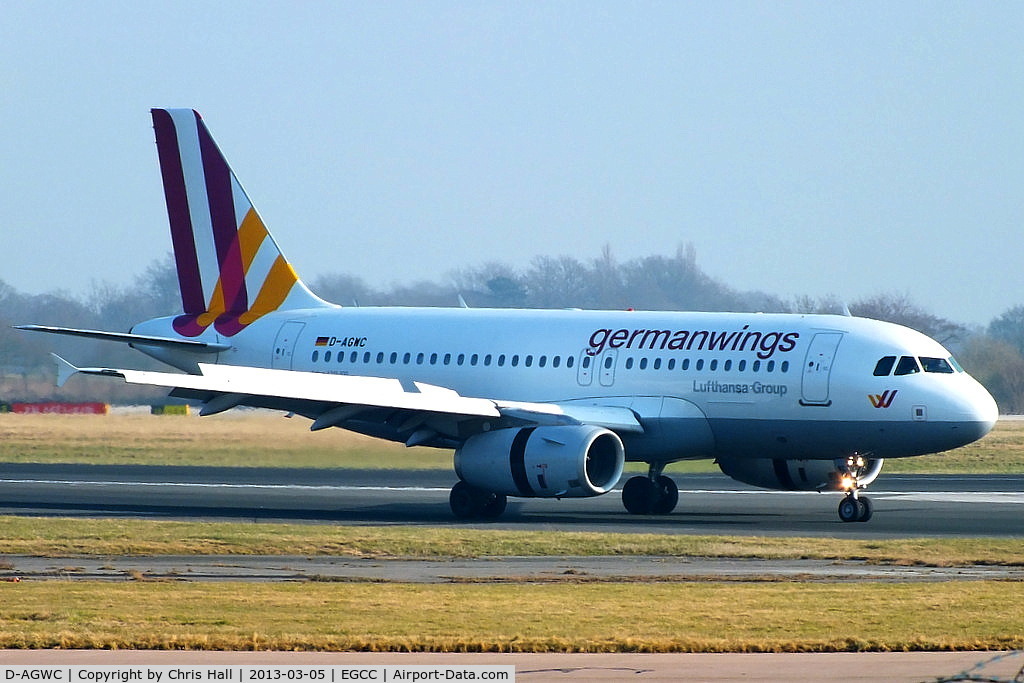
top-left (1, 516), bottom-right (1021, 566)
top-left (0, 581), bottom-right (1020, 652)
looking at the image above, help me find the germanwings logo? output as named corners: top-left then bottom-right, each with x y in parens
top-left (153, 109), bottom-right (303, 338)
top-left (869, 390), bottom-right (898, 408)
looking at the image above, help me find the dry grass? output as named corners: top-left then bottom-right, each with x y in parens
top-left (0, 581), bottom-right (1020, 652)
top-left (1, 516), bottom-right (1021, 566)
top-left (1, 413), bottom-right (1022, 473)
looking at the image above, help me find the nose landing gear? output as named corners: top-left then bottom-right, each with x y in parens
top-left (836, 455), bottom-right (873, 523)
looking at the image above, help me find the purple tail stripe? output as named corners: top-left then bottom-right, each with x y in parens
top-left (197, 115), bottom-right (249, 315)
top-left (152, 109), bottom-right (205, 316)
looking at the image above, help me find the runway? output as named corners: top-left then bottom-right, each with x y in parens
top-left (0, 464), bottom-right (1021, 538)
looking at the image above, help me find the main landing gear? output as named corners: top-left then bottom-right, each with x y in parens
top-left (621, 463), bottom-right (679, 515)
top-left (449, 481), bottom-right (507, 520)
top-left (836, 455), bottom-right (873, 523)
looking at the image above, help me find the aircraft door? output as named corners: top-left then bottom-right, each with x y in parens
top-left (272, 321), bottom-right (306, 369)
top-left (801, 332), bottom-right (843, 406)
top-left (599, 349), bottom-right (618, 387)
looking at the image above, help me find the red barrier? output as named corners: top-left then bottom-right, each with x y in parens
top-left (10, 402), bottom-right (110, 415)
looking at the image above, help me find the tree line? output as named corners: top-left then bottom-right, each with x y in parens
top-left (4, 247), bottom-right (1024, 411)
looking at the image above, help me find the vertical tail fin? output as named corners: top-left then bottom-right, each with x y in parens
top-left (151, 108), bottom-right (329, 338)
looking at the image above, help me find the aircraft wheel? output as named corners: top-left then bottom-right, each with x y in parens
top-left (450, 481), bottom-right (483, 519)
top-left (837, 495), bottom-right (860, 523)
top-left (857, 496), bottom-right (873, 523)
top-left (651, 475), bottom-right (679, 514)
top-left (621, 476), bottom-right (656, 515)
top-left (479, 492), bottom-right (508, 519)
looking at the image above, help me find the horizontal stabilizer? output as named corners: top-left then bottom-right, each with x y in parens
top-left (16, 325), bottom-right (230, 352)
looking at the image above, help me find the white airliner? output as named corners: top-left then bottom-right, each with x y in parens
top-left (19, 109), bottom-right (999, 523)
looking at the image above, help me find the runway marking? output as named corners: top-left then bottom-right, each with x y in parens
top-left (1, 479), bottom-right (1022, 503)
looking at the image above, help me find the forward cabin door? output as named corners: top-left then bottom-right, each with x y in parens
top-left (272, 321), bottom-right (305, 369)
top-left (800, 332), bottom-right (843, 406)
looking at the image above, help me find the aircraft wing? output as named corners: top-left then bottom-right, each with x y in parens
top-left (53, 356), bottom-right (642, 444)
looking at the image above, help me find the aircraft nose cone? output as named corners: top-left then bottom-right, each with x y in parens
top-left (958, 378), bottom-right (999, 443)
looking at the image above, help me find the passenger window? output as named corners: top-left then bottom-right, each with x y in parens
top-left (781, 361), bottom-right (789, 373)
top-left (457, 354), bottom-right (465, 366)
top-left (430, 353), bottom-right (438, 365)
top-left (767, 360), bottom-right (775, 373)
top-left (417, 353), bottom-right (424, 365)
top-left (363, 352), bottom-right (371, 363)
top-left (389, 352), bottom-right (397, 364)
top-left (653, 358), bottom-right (662, 370)
top-left (470, 354), bottom-right (478, 366)
top-left (724, 360), bottom-right (732, 371)
top-left (639, 358), bottom-right (648, 370)
top-left (604, 356), bottom-right (612, 369)
top-left (581, 356), bottom-right (590, 369)
top-left (920, 357), bottom-right (954, 374)
top-left (682, 359), bottom-right (690, 371)
top-left (525, 355), bottom-right (534, 367)
top-left (552, 356), bottom-right (561, 368)
top-left (350, 351), bottom-right (358, 363)
top-left (443, 353), bottom-right (451, 366)
top-left (668, 359), bottom-right (676, 370)
top-left (324, 351), bottom-right (331, 363)
top-left (403, 353), bottom-right (411, 364)
top-left (511, 355), bottom-right (520, 367)
top-left (894, 356), bottom-right (920, 376)
top-left (696, 359), bottom-right (704, 371)
top-left (626, 358), bottom-right (634, 370)
top-left (539, 356), bottom-right (547, 368)
top-left (710, 360), bottom-right (718, 371)
top-left (738, 360), bottom-right (746, 372)
top-left (498, 354), bottom-right (506, 367)
top-left (312, 351), bottom-right (319, 362)
top-left (566, 356), bottom-right (575, 368)
top-left (484, 354), bottom-right (492, 366)
top-left (376, 352), bottom-right (385, 364)
top-left (873, 356), bottom-right (896, 376)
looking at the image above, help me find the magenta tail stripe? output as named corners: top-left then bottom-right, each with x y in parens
top-left (197, 116), bottom-right (248, 314)
top-left (152, 109), bottom-right (206, 316)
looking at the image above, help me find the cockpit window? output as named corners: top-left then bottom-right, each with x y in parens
top-left (873, 356), bottom-right (897, 376)
top-left (920, 357), bottom-right (954, 374)
top-left (894, 356), bottom-right (921, 376)
top-left (948, 356), bottom-right (965, 373)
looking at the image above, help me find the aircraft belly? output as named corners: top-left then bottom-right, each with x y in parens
top-left (706, 417), bottom-right (991, 460)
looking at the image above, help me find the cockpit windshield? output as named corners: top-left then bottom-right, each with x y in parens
top-left (873, 355), bottom-right (962, 376)
top-left (894, 356), bottom-right (920, 376)
top-left (920, 357), bottom-right (955, 374)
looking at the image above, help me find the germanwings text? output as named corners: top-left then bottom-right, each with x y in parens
top-left (587, 326), bottom-right (800, 359)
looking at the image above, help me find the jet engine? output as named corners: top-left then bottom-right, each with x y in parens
top-left (717, 456), bottom-right (884, 491)
top-left (455, 425), bottom-right (625, 498)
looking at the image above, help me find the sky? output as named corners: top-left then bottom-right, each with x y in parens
top-left (2, 2), bottom-right (1022, 327)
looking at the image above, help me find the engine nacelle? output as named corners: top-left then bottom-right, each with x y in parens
top-left (455, 425), bottom-right (625, 498)
top-left (717, 456), bottom-right (884, 491)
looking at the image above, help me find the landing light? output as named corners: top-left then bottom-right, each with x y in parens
top-left (840, 475), bottom-right (855, 491)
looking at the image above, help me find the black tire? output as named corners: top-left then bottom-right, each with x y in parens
top-left (651, 475), bottom-right (679, 515)
top-left (479, 492), bottom-right (508, 520)
top-left (857, 496), bottom-right (873, 523)
top-left (837, 496), bottom-right (860, 523)
top-left (449, 481), bottom-right (482, 519)
top-left (622, 476), bottom-right (656, 515)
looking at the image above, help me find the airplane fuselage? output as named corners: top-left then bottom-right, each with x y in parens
top-left (132, 307), bottom-right (997, 466)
